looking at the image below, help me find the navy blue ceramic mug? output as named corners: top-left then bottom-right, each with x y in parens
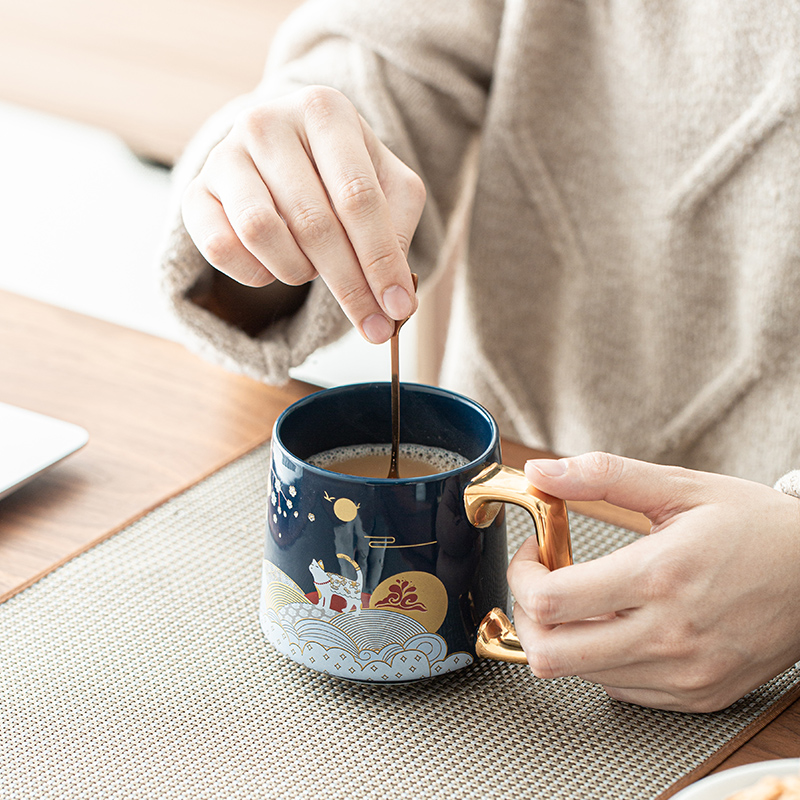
top-left (259, 382), bottom-right (572, 683)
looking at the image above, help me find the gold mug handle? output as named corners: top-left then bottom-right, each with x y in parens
top-left (463, 463), bottom-right (573, 664)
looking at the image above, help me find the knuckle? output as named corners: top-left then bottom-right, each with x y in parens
top-left (651, 466), bottom-right (700, 521)
top-left (289, 202), bottom-right (337, 249)
top-left (362, 248), bottom-right (401, 279)
top-left (300, 85), bottom-right (349, 125)
top-left (234, 204), bottom-right (279, 247)
top-left (666, 468), bottom-right (704, 513)
top-left (525, 589), bottom-right (559, 626)
top-left (646, 619), bottom-right (700, 665)
top-left (202, 235), bottom-right (270, 287)
top-left (336, 174), bottom-right (382, 218)
top-left (200, 230), bottom-right (238, 269)
top-left (202, 136), bottom-right (238, 172)
top-left (668, 659), bottom-right (725, 699)
top-left (638, 549), bottom-right (686, 603)
top-left (395, 231), bottom-right (412, 256)
top-left (579, 451), bottom-right (625, 484)
top-left (336, 280), bottom-right (375, 310)
top-left (234, 105), bottom-right (277, 141)
top-left (526, 646), bottom-right (562, 680)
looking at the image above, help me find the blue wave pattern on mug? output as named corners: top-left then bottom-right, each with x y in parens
top-left (259, 561), bottom-right (473, 682)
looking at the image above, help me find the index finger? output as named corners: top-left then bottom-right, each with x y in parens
top-left (302, 91), bottom-right (421, 321)
top-left (508, 535), bottom-right (649, 625)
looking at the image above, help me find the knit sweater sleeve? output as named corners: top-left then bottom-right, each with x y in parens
top-left (158, 0), bottom-right (500, 384)
top-left (774, 471), bottom-right (800, 500)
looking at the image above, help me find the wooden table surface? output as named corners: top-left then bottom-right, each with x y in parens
top-left (1, 289), bottom-right (797, 784)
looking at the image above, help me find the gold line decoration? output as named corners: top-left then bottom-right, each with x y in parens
top-left (365, 536), bottom-right (437, 550)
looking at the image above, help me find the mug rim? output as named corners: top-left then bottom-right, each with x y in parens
top-left (272, 381), bottom-right (499, 484)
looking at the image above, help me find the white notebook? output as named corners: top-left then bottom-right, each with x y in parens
top-left (0, 402), bottom-right (89, 500)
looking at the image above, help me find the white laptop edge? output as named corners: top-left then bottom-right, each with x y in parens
top-left (0, 402), bottom-right (89, 501)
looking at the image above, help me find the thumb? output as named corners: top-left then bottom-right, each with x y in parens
top-left (524, 452), bottom-right (707, 523)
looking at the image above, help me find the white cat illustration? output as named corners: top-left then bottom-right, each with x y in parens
top-left (309, 554), bottom-right (363, 613)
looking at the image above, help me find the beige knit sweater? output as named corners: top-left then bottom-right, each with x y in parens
top-left (159, 0), bottom-right (800, 489)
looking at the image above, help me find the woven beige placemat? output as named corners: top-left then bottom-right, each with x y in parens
top-left (2, 443), bottom-right (799, 800)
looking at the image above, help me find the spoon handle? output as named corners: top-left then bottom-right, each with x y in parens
top-left (387, 335), bottom-right (401, 478)
top-left (387, 273), bottom-right (418, 480)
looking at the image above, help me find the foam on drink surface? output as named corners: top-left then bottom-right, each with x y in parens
top-left (308, 443), bottom-right (468, 478)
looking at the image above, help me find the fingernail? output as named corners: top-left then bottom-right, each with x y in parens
top-left (382, 285), bottom-right (413, 320)
top-left (527, 459), bottom-right (567, 477)
top-left (362, 313), bottom-right (394, 344)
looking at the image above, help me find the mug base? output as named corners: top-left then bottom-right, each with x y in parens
top-left (260, 559), bottom-right (475, 684)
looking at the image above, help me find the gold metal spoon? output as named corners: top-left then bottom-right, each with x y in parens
top-left (387, 273), bottom-right (419, 479)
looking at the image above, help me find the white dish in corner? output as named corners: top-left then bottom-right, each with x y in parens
top-left (672, 759), bottom-right (800, 800)
top-left (0, 402), bottom-right (89, 500)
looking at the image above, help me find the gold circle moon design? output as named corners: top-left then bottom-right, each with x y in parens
top-left (369, 571), bottom-right (448, 633)
top-left (333, 498), bottom-right (359, 522)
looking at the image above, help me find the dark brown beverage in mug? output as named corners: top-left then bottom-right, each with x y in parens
top-left (308, 443), bottom-right (469, 479)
